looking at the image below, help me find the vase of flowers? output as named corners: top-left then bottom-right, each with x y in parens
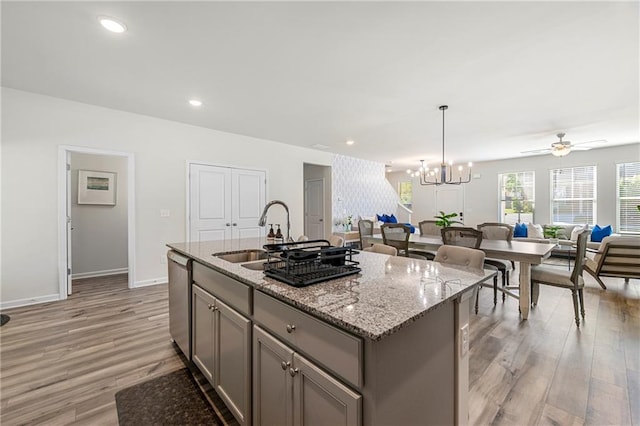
top-left (344, 215), bottom-right (353, 231)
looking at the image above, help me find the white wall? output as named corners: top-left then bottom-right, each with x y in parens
top-left (1, 88), bottom-right (333, 306)
top-left (70, 153), bottom-right (128, 276)
top-left (397, 144), bottom-right (639, 229)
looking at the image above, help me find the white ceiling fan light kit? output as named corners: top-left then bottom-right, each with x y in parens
top-left (521, 132), bottom-right (608, 157)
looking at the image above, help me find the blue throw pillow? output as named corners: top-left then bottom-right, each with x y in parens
top-left (388, 214), bottom-right (398, 224)
top-left (590, 224), bottom-right (612, 242)
top-left (514, 222), bottom-right (528, 238)
top-left (404, 223), bottom-right (416, 233)
top-left (376, 214), bottom-right (384, 222)
top-left (382, 214), bottom-right (391, 223)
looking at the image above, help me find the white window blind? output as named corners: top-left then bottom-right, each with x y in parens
top-left (617, 162), bottom-right (640, 234)
top-left (498, 171), bottom-right (535, 224)
top-left (551, 166), bottom-right (596, 224)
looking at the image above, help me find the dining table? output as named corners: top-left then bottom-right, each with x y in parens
top-left (362, 233), bottom-right (556, 319)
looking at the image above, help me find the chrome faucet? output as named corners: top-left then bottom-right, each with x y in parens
top-left (258, 200), bottom-right (294, 242)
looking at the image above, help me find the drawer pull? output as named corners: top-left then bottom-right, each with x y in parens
top-left (289, 367), bottom-right (299, 377)
top-left (281, 361), bottom-right (291, 370)
top-left (207, 303), bottom-right (213, 310)
top-left (286, 324), bottom-right (296, 333)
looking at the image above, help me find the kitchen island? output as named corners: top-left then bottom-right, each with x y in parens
top-left (167, 238), bottom-right (495, 426)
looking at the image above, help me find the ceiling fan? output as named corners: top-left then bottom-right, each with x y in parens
top-left (521, 133), bottom-right (607, 157)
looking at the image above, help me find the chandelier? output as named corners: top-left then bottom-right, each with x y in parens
top-left (416, 105), bottom-right (472, 186)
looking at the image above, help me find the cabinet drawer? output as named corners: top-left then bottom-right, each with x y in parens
top-left (193, 262), bottom-right (251, 316)
top-left (254, 291), bottom-right (362, 389)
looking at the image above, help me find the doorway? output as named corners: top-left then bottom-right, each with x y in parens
top-left (435, 186), bottom-right (465, 224)
top-left (58, 146), bottom-right (135, 298)
top-left (303, 163), bottom-right (332, 239)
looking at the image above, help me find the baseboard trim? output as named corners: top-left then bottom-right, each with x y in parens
top-left (0, 294), bottom-right (61, 310)
top-left (135, 277), bottom-right (168, 288)
top-left (71, 268), bottom-right (128, 280)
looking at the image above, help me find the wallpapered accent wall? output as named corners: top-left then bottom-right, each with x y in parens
top-left (331, 155), bottom-right (400, 229)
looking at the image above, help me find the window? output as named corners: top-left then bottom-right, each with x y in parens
top-left (499, 171), bottom-right (535, 224)
top-left (399, 181), bottom-right (412, 209)
top-left (550, 165), bottom-right (596, 224)
top-left (617, 162), bottom-right (640, 234)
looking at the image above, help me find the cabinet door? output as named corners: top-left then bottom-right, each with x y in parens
top-left (231, 168), bottom-right (266, 239)
top-left (293, 353), bottom-right (362, 426)
top-left (253, 326), bottom-right (294, 426)
top-left (215, 298), bottom-right (251, 426)
top-left (192, 285), bottom-right (215, 383)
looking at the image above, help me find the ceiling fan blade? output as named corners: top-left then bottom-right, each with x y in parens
top-left (521, 148), bottom-right (552, 154)
top-left (574, 139), bottom-right (608, 147)
top-left (571, 146), bottom-right (592, 151)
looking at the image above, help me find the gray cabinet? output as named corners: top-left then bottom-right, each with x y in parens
top-left (192, 284), bottom-right (251, 425)
top-left (253, 325), bottom-right (361, 426)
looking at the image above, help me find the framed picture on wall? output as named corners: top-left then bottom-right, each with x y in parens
top-left (78, 170), bottom-right (117, 205)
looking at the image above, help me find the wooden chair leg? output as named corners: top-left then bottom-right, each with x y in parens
top-left (585, 267), bottom-right (607, 290)
top-left (501, 270), bottom-right (506, 302)
top-left (571, 290), bottom-right (580, 327)
top-left (493, 276), bottom-right (498, 306)
top-left (475, 287), bottom-right (480, 314)
top-left (531, 282), bottom-right (540, 307)
top-left (578, 288), bottom-right (585, 319)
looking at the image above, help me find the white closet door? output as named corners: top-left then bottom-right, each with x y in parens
top-left (190, 164), bottom-right (232, 242)
top-left (232, 168), bottom-right (266, 239)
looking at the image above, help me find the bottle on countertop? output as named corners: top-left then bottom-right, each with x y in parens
top-left (275, 224), bottom-right (283, 240)
top-left (267, 224), bottom-right (276, 239)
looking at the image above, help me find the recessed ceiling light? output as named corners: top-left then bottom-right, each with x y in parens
top-left (99, 16), bottom-right (127, 33)
top-left (188, 99), bottom-right (203, 107)
top-left (345, 140), bottom-right (355, 146)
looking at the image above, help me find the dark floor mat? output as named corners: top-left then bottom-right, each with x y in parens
top-left (115, 368), bottom-right (223, 425)
top-left (0, 314), bottom-right (9, 327)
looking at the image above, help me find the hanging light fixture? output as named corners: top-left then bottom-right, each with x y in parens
top-left (418, 105), bottom-right (472, 186)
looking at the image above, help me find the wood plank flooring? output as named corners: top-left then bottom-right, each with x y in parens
top-left (0, 268), bottom-right (638, 425)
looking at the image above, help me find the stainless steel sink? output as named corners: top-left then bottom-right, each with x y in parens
top-left (241, 261), bottom-right (267, 271)
top-left (213, 249), bottom-right (268, 263)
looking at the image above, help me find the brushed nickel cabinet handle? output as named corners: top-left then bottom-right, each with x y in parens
top-left (289, 367), bottom-right (299, 377)
top-left (281, 361), bottom-right (291, 370)
top-left (286, 324), bottom-right (296, 333)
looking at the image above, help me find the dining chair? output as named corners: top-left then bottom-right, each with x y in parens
top-left (434, 245), bottom-right (487, 314)
top-left (381, 224), bottom-right (434, 260)
top-left (362, 243), bottom-right (398, 256)
top-left (440, 227), bottom-right (500, 313)
top-left (329, 234), bottom-right (344, 247)
top-left (358, 219), bottom-right (374, 249)
top-left (531, 229), bottom-right (590, 327)
top-left (418, 220), bottom-right (440, 236)
top-left (477, 223), bottom-right (516, 302)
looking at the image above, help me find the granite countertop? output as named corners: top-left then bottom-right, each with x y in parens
top-left (167, 238), bottom-right (495, 341)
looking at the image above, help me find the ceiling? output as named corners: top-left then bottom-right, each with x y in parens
top-left (2, 1), bottom-right (639, 170)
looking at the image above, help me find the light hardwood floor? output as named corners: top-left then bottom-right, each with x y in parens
top-left (0, 268), bottom-right (638, 425)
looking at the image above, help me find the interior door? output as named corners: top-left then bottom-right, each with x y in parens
top-left (304, 179), bottom-right (324, 240)
top-left (189, 164), bottom-right (232, 242)
top-left (232, 168), bottom-right (266, 239)
top-left (435, 186), bottom-right (465, 224)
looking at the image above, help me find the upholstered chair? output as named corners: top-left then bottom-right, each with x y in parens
top-left (358, 219), bottom-right (374, 249)
top-left (362, 243), bottom-right (398, 256)
top-left (329, 235), bottom-right (344, 247)
top-left (530, 230), bottom-right (590, 327)
top-left (440, 227), bottom-right (500, 313)
top-left (381, 224), bottom-right (433, 260)
top-left (418, 220), bottom-right (440, 236)
top-left (477, 222), bottom-right (516, 301)
top-left (584, 235), bottom-right (640, 288)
